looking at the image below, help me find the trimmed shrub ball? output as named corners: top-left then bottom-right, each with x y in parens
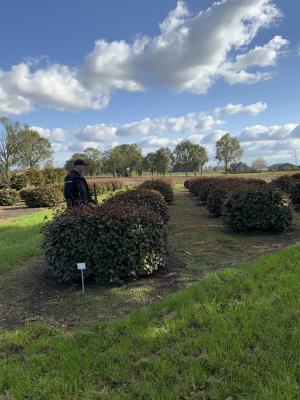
top-left (10, 174), bottom-right (27, 191)
top-left (43, 202), bottom-right (167, 283)
top-left (24, 186), bottom-right (64, 207)
top-left (140, 179), bottom-right (174, 203)
top-left (222, 185), bottom-right (293, 232)
top-left (106, 188), bottom-right (169, 223)
top-left (0, 189), bottom-right (20, 206)
top-left (207, 179), bottom-right (268, 218)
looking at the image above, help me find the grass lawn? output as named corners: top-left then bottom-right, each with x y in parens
top-left (0, 242), bottom-right (299, 399)
top-left (0, 211), bottom-right (52, 273)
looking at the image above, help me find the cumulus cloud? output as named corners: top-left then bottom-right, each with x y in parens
top-left (116, 113), bottom-right (224, 137)
top-left (214, 101), bottom-right (268, 116)
top-left (0, 0), bottom-right (287, 114)
top-left (239, 123), bottom-right (298, 141)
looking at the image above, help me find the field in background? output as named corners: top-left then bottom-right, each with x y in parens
top-left (87, 170), bottom-right (296, 185)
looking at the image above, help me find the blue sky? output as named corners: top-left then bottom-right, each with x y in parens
top-left (0, 0), bottom-right (300, 166)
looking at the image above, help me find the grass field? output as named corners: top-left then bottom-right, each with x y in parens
top-left (0, 242), bottom-right (299, 399)
top-left (0, 211), bottom-right (52, 273)
top-left (0, 187), bottom-right (299, 398)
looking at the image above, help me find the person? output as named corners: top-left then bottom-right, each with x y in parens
top-left (64, 159), bottom-right (91, 207)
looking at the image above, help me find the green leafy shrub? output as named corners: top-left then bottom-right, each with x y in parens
top-left (43, 202), bottom-right (167, 283)
top-left (272, 175), bottom-right (293, 193)
top-left (207, 184), bottom-right (230, 218)
top-left (88, 180), bottom-right (126, 196)
top-left (184, 178), bottom-right (198, 190)
top-left (106, 188), bottom-right (169, 223)
top-left (43, 168), bottom-right (66, 184)
top-left (0, 189), bottom-right (20, 206)
top-left (289, 181), bottom-right (300, 206)
top-left (222, 185), bottom-right (293, 232)
top-left (26, 169), bottom-right (45, 187)
top-left (24, 186), bottom-right (64, 208)
top-left (10, 174), bottom-right (27, 191)
top-left (140, 179), bottom-right (174, 203)
top-left (207, 179), bottom-right (268, 218)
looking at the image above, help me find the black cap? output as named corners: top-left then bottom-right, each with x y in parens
top-left (73, 159), bottom-right (88, 166)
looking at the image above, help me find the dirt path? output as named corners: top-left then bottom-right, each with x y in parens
top-left (0, 203), bottom-right (47, 223)
top-left (1, 188), bottom-right (300, 331)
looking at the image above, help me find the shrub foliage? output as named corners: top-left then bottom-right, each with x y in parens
top-left (10, 174), bottom-right (27, 191)
top-left (222, 184), bottom-right (293, 232)
top-left (24, 186), bottom-right (65, 207)
top-left (106, 188), bottom-right (169, 223)
top-left (0, 189), bottom-right (20, 206)
top-left (43, 202), bottom-right (167, 283)
top-left (140, 179), bottom-right (174, 203)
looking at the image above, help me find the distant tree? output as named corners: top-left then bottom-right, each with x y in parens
top-left (189, 144), bottom-right (209, 175)
top-left (215, 133), bottom-right (243, 174)
top-left (252, 157), bottom-right (267, 171)
top-left (17, 128), bottom-right (53, 169)
top-left (0, 117), bottom-right (21, 180)
top-left (174, 141), bottom-right (194, 176)
top-left (154, 147), bottom-right (173, 175)
top-left (103, 144), bottom-right (143, 177)
top-left (174, 141), bottom-right (208, 176)
top-left (143, 153), bottom-right (157, 176)
top-left (84, 147), bottom-right (102, 176)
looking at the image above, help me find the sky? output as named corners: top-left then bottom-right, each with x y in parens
top-left (0, 0), bottom-right (300, 166)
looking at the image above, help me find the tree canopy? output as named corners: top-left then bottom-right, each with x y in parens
top-left (215, 133), bottom-right (243, 174)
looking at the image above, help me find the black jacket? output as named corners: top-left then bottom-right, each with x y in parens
top-left (64, 170), bottom-right (91, 207)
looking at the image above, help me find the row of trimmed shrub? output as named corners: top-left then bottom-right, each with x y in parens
top-left (272, 173), bottom-right (300, 206)
top-left (43, 187), bottom-right (169, 284)
top-left (185, 177), bottom-right (293, 232)
top-left (0, 168), bottom-right (67, 192)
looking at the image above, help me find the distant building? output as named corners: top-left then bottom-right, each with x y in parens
top-left (268, 163), bottom-right (299, 172)
top-left (231, 162), bottom-right (252, 173)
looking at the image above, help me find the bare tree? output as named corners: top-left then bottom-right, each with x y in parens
top-left (0, 117), bottom-right (21, 180)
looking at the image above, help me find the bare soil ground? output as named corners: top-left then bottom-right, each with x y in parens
top-left (1, 188), bottom-right (300, 332)
top-left (0, 203), bottom-right (47, 223)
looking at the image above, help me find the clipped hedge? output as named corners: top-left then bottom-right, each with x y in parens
top-left (88, 179), bottom-right (125, 195)
top-left (289, 181), bottom-right (300, 206)
top-left (43, 202), bottom-right (167, 283)
top-left (0, 189), bottom-right (20, 206)
top-left (43, 168), bottom-right (66, 184)
top-left (26, 169), bottom-right (45, 187)
top-left (140, 179), bottom-right (174, 203)
top-left (207, 179), bottom-right (268, 218)
top-left (106, 188), bottom-right (169, 223)
top-left (24, 186), bottom-right (64, 208)
top-left (222, 184), bottom-right (293, 232)
top-left (10, 174), bottom-right (27, 191)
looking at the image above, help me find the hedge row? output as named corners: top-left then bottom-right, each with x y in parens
top-left (20, 186), bottom-right (65, 208)
top-left (0, 189), bottom-right (20, 206)
top-left (43, 189), bottom-right (169, 284)
top-left (139, 179), bottom-right (174, 203)
top-left (272, 173), bottom-right (300, 207)
top-left (87, 179), bottom-right (129, 195)
top-left (185, 177), bottom-right (293, 232)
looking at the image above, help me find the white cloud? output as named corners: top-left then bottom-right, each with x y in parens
top-left (239, 123), bottom-right (298, 141)
top-left (233, 35), bottom-right (289, 69)
top-left (116, 113), bottom-right (224, 137)
top-left (139, 136), bottom-right (181, 149)
top-left (215, 101), bottom-right (268, 116)
top-left (0, 0), bottom-right (287, 114)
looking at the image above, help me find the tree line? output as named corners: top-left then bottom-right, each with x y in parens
top-left (65, 133), bottom-right (243, 177)
top-left (0, 117), bottom-right (244, 179)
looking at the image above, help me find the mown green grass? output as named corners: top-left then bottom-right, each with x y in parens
top-left (0, 211), bottom-right (52, 273)
top-left (1, 243), bottom-right (299, 399)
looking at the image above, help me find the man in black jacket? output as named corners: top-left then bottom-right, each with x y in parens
top-left (64, 159), bottom-right (91, 207)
